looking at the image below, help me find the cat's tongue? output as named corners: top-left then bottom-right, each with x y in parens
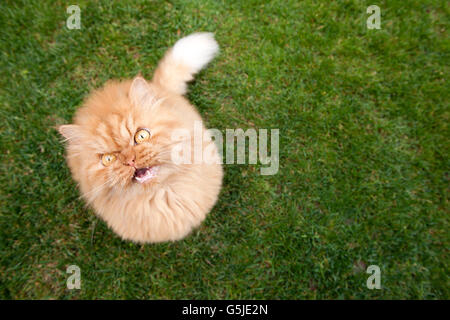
top-left (134, 166), bottom-right (159, 183)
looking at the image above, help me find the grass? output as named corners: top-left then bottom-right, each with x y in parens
top-left (0, 0), bottom-right (448, 299)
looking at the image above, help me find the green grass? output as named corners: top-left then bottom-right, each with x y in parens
top-left (0, 0), bottom-right (448, 299)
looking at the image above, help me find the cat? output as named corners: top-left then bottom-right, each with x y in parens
top-left (58, 33), bottom-right (223, 243)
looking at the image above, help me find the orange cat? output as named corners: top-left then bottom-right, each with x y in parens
top-left (58, 33), bottom-right (223, 243)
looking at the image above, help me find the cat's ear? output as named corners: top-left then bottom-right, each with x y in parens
top-left (58, 124), bottom-right (81, 143)
top-left (129, 76), bottom-right (155, 108)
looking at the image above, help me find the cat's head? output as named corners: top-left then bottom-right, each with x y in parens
top-left (58, 77), bottom-right (193, 201)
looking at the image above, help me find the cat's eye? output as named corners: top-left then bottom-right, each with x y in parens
top-left (101, 153), bottom-right (116, 166)
top-left (134, 128), bottom-right (151, 144)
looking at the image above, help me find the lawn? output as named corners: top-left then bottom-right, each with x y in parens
top-left (0, 0), bottom-right (448, 299)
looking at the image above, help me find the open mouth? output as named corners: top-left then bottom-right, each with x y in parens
top-left (133, 166), bottom-right (159, 184)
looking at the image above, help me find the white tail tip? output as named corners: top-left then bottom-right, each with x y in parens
top-left (172, 32), bottom-right (219, 74)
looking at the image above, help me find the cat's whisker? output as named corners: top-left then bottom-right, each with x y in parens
top-left (81, 176), bottom-right (116, 200)
top-left (59, 136), bottom-right (74, 143)
top-left (66, 152), bottom-right (83, 159)
top-left (85, 184), bottom-right (113, 203)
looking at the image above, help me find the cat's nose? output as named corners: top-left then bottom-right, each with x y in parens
top-left (123, 154), bottom-right (136, 167)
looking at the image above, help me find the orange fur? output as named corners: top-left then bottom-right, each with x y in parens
top-left (59, 34), bottom-right (222, 243)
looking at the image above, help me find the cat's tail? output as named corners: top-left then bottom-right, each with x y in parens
top-left (151, 32), bottom-right (219, 95)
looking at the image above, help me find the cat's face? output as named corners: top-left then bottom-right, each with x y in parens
top-left (59, 77), bottom-right (187, 200)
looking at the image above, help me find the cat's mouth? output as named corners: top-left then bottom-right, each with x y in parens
top-left (133, 166), bottom-right (159, 184)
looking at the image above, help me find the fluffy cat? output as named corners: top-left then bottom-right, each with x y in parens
top-left (58, 33), bottom-right (223, 243)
